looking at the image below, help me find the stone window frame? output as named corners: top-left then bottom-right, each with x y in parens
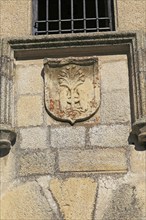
top-left (0, 32), bottom-right (145, 150)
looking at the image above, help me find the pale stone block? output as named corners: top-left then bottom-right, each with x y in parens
top-left (89, 125), bottom-right (130, 147)
top-left (100, 91), bottom-right (131, 124)
top-left (117, 0), bottom-right (146, 32)
top-left (0, 0), bottom-right (32, 37)
top-left (15, 64), bottom-right (43, 95)
top-left (19, 150), bottom-right (55, 176)
top-left (100, 58), bottom-right (129, 93)
top-left (130, 147), bottom-right (146, 174)
top-left (20, 127), bottom-right (47, 149)
top-left (17, 96), bottom-right (43, 127)
top-left (58, 148), bottom-right (127, 172)
top-left (1, 181), bottom-right (58, 219)
top-left (51, 126), bottom-right (86, 148)
top-left (50, 177), bottom-right (97, 220)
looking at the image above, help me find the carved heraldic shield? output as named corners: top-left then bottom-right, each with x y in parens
top-left (44, 57), bottom-right (100, 124)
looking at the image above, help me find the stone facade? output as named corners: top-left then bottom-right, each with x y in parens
top-left (0, 1), bottom-right (146, 220)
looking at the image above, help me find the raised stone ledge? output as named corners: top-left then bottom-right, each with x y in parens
top-left (132, 117), bottom-right (146, 145)
top-left (0, 124), bottom-right (16, 150)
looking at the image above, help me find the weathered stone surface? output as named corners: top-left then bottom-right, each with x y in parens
top-left (0, 151), bottom-right (16, 194)
top-left (100, 91), bottom-right (131, 124)
top-left (134, 181), bottom-right (146, 219)
top-left (18, 150), bottom-right (55, 176)
top-left (20, 127), bottom-right (47, 149)
top-left (37, 176), bottom-right (62, 219)
top-left (15, 63), bottom-right (43, 95)
top-left (117, 0), bottom-right (146, 32)
top-left (94, 177), bottom-right (146, 220)
top-left (17, 95), bottom-right (43, 127)
top-left (51, 126), bottom-right (86, 148)
top-left (130, 146), bottom-right (146, 174)
top-left (100, 56), bottom-right (129, 93)
top-left (94, 177), bottom-right (116, 220)
top-left (44, 57), bottom-right (100, 124)
top-left (99, 56), bottom-right (131, 124)
top-left (103, 184), bottom-right (143, 220)
top-left (0, 0), bottom-right (32, 37)
top-left (89, 125), bottom-right (130, 147)
top-left (58, 148), bottom-right (127, 173)
top-left (0, 181), bottom-right (58, 220)
top-left (50, 178), bottom-right (97, 220)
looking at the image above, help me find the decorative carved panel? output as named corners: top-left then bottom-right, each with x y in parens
top-left (44, 57), bottom-right (100, 124)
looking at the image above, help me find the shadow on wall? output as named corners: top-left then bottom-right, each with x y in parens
top-left (0, 138), bottom-right (16, 158)
top-left (103, 184), bottom-right (143, 220)
top-left (128, 132), bottom-right (146, 151)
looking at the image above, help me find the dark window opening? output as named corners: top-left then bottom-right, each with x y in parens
top-left (33, 0), bottom-right (115, 35)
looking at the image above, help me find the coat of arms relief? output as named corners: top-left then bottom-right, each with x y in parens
top-left (44, 57), bottom-right (100, 124)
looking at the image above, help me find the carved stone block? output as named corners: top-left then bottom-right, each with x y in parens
top-left (44, 57), bottom-right (100, 124)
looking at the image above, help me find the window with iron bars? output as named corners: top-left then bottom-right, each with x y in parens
top-left (32, 0), bottom-right (115, 35)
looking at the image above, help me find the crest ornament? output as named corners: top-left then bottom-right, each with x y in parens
top-left (44, 57), bottom-right (100, 124)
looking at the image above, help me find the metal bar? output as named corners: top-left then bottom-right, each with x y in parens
top-left (83, 0), bottom-right (86, 32)
top-left (99, 27), bottom-right (110, 30)
top-left (98, 17), bottom-right (110, 20)
top-left (95, 0), bottom-right (99, 31)
top-left (71, 0), bottom-right (74, 33)
top-left (46, 0), bottom-right (49, 32)
top-left (32, 0), bottom-right (38, 34)
top-left (107, 0), bottom-right (113, 30)
top-left (35, 17), bottom-right (110, 23)
top-left (58, 0), bottom-right (61, 33)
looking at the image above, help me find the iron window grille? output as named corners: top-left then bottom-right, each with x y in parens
top-left (33, 0), bottom-right (115, 35)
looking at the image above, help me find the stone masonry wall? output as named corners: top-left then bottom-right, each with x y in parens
top-left (0, 53), bottom-right (145, 219)
top-left (0, 0), bottom-right (146, 219)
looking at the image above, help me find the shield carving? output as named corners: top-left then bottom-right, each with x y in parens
top-left (44, 57), bottom-right (100, 124)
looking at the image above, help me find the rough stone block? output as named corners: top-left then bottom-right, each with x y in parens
top-left (18, 150), bottom-right (55, 176)
top-left (20, 127), bottom-right (47, 149)
top-left (100, 91), bottom-right (131, 124)
top-left (1, 181), bottom-right (58, 220)
top-left (50, 177), bottom-right (97, 220)
top-left (100, 56), bottom-right (129, 93)
top-left (0, 0), bottom-right (32, 37)
top-left (51, 126), bottom-right (86, 148)
top-left (58, 148), bottom-right (127, 172)
top-left (15, 63), bottom-right (43, 95)
top-left (17, 95), bottom-right (43, 127)
top-left (89, 125), bottom-right (130, 147)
